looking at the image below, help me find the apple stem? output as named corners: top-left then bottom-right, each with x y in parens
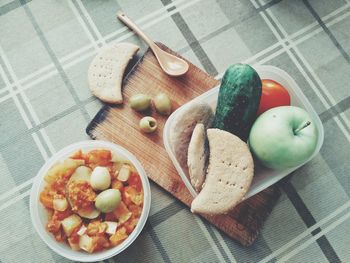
top-left (294, 121), bottom-right (311, 134)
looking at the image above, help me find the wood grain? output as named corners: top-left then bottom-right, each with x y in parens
top-left (86, 43), bottom-right (280, 246)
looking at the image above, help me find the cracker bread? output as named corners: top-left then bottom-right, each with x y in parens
top-left (169, 102), bottom-right (213, 180)
top-left (191, 129), bottom-right (254, 215)
top-left (88, 43), bottom-right (139, 104)
top-left (187, 123), bottom-right (208, 192)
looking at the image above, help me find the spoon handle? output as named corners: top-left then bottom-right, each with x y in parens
top-left (117, 12), bottom-right (156, 49)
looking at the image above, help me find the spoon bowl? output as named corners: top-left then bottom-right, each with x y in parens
top-left (117, 12), bottom-right (189, 77)
top-left (155, 48), bottom-right (189, 76)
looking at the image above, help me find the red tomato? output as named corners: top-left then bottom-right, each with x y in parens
top-left (258, 79), bottom-right (291, 115)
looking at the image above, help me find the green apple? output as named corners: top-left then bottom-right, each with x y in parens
top-left (248, 106), bottom-right (318, 170)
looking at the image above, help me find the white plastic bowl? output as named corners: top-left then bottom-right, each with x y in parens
top-left (30, 140), bottom-right (151, 262)
top-left (163, 65), bottom-right (324, 198)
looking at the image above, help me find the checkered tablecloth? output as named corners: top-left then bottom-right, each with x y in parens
top-left (1, 0), bottom-right (349, 262)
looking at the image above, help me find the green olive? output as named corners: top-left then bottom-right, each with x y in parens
top-left (154, 93), bottom-right (172, 115)
top-left (95, 189), bottom-right (121, 213)
top-left (139, 116), bottom-right (157, 133)
top-left (129, 94), bottom-right (151, 111)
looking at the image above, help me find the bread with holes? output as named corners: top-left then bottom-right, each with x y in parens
top-left (187, 123), bottom-right (208, 192)
top-left (169, 102), bottom-right (213, 180)
top-left (191, 128), bottom-right (254, 215)
top-left (88, 42), bottom-right (139, 104)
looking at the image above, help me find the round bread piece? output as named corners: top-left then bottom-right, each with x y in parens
top-left (191, 129), bottom-right (254, 215)
top-left (169, 102), bottom-right (213, 179)
top-left (188, 123), bottom-right (208, 192)
top-left (88, 42), bottom-right (139, 104)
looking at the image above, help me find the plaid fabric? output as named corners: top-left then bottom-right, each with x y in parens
top-left (1, 0), bottom-right (349, 262)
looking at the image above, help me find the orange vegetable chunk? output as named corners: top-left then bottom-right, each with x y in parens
top-left (128, 172), bottom-right (142, 192)
top-left (113, 202), bottom-right (132, 224)
top-left (124, 186), bottom-right (143, 206)
top-left (109, 227), bottom-right (128, 247)
top-left (40, 191), bottom-right (53, 209)
top-left (86, 149), bottom-right (111, 166)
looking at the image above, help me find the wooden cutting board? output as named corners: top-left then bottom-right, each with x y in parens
top-left (86, 43), bottom-right (280, 246)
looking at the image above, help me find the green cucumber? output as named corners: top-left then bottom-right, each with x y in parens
top-left (212, 64), bottom-right (262, 141)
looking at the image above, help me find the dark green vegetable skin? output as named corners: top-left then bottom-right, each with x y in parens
top-left (212, 64), bottom-right (262, 141)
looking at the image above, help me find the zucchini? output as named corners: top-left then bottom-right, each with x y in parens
top-left (212, 64), bottom-right (262, 141)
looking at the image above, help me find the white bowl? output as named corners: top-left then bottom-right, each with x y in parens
top-left (163, 65), bottom-right (324, 198)
top-left (30, 140), bottom-right (151, 262)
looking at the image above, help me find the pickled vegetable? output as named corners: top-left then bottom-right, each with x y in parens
top-left (129, 94), bottom-right (151, 111)
top-left (154, 93), bottom-right (172, 115)
top-left (139, 116), bottom-right (157, 133)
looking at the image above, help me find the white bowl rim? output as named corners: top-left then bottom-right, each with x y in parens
top-left (30, 140), bottom-right (151, 262)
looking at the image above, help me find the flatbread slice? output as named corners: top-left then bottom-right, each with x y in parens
top-left (188, 123), bottom-right (208, 192)
top-left (191, 129), bottom-right (254, 215)
top-left (169, 102), bottom-right (213, 180)
top-left (88, 42), bottom-right (139, 104)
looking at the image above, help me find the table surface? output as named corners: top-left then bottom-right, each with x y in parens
top-left (1, 0), bottom-right (349, 262)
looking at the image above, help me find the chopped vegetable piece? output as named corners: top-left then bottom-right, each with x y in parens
top-left (47, 218), bottom-right (61, 234)
top-left (87, 220), bottom-right (108, 236)
top-left (70, 150), bottom-right (83, 160)
top-left (111, 152), bottom-right (131, 164)
top-left (61, 214), bottom-right (82, 237)
top-left (53, 197), bottom-right (68, 211)
top-left (105, 221), bottom-right (118, 235)
top-left (111, 179), bottom-right (124, 191)
top-left (119, 211), bottom-right (132, 224)
top-left (77, 206), bottom-right (101, 219)
top-left (110, 152), bottom-right (120, 162)
top-left (40, 191), bottom-right (53, 209)
top-left (128, 204), bottom-right (142, 218)
top-left (124, 218), bottom-right (139, 234)
top-left (54, 229), bottom-right (66, 242)
top-left (92, 234), bottom-right (110, 252)
top-left (49, 168), bottom-right (76, 195)
top-left (69, 227), bottom-right (80, 244)
top-left (79, 234), bottom-right (94, 253)
top-left (67, 181), bottom-right (96, 212)
top-left (109, 227), bottom-right (128, 246)
top-left (86, 149), bottom-right (111, 166)
top-left (104, 212), bottom-right (116, 221)
top-left (113, 202), bottom-right (132, 224)
top-left (124, 186), bottom-right (143, 206)
top-left (68, 237), bottom-right (80, 251)
top-left (117, 165), bottom-right (131, 182)
top-left (77, 225), bottom-right (87, 236)
top-left (128, 172), bottom-right (142, 192)
top-left (53, 209), bottom-right (72, 221)
top-left (47, 209), bottom-right (54, 220)
top-left (45, 159), bottom-right (84, 183)
top-left (69, 166), bottom-right (92, 182)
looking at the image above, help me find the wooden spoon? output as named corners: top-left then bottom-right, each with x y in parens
top-left (117, 11), bottom-right (189, 77)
